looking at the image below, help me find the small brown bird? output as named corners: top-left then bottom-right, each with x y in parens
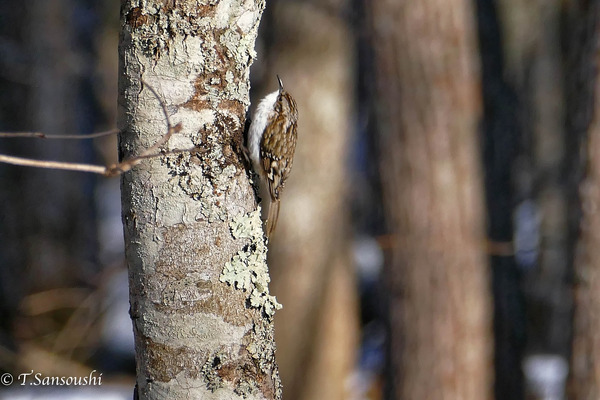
top-left (248, 76), bottom-right (298, 237)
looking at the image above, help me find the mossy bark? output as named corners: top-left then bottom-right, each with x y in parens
top-left (118, 1), bottom-right (281, 399)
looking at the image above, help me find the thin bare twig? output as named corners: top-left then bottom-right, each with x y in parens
top-left (0, 129), bottom-right (119, 139)
top-left (103, 141), bottom-right (192, 177)
top-left (138, 80), bottom-right (176, 155)
top-left (0, 132), bottom-right (44, 138)
top-left (0, 154), bottom-right (108, 175)
top-left (143, 80), bottom-right (172, 131)
top-left (0, 146), bottom-right (201, 177)
top-left (104, 79), bottom-right (182, 176)
top-left (0, 80), bottom-right (190, 176)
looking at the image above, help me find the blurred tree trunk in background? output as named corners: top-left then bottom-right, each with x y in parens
top-left (492, 0), bottom-right (586, 395)
top-left (0, 1), bottom-right (31, 366)
top-left (0, 0), bottom-right (99, 372)
top-left (565, 1), bottom-right (600, 398)
top-left (256, 1), bottom-right (359, 399)
top-left (369, 1), bottom-right (493, 399)
top-left (497, 0), bottom-right (574, 364)
top-left (521, 0), bottom-right (573, 359)
top-left (475, 0), bottom-right (525, 398)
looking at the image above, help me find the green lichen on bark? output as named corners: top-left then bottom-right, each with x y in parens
top-left (162, 127), bottom-right (239, 223)
top-left (200, 352), bottom-right (227, 392)
top-left (121, 0), bottom-right (280, 397)
top-left (221, 208), bottom-right (282, 318)
top-left (200, 344), bottom-right (279, 398)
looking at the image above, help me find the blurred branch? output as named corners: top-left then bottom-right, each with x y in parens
top-left (0, 129), bottom-right (119, 139)
top-left (52, 288), bottom-right (102, 356)
top-left (376, 234), bottom-right (514, 256)
top-left (18, 343), bottom-right (95, 377)
top-left (14, 265), bottom-right (128, 368)
top-left (21, 288), bottom-right (90, 316)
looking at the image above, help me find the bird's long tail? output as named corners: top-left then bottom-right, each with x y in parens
top-left (266, 199), bottom-right (280, 238)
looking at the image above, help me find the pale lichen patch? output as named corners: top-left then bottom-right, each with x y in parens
top-left (229, 206), bottom-right (262, 239)
top-left (201, 352), bottom-right (227, 391)
top-left (162, 122), bottom-right (241, 223)
top-left (220, 209), bottom-right (281, 318)
top-left (220, 29), bottom-right (257, 72)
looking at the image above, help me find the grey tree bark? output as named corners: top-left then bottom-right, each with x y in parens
top-left (369, 0), bottom-right (493, 398)
top-left (118, 1), bottom-right (281, 399)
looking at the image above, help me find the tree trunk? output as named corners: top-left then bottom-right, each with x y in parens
top-left (525, 0), bottom-right (572, 359)
top-left (369, 1), bottom-right (493, 398)
top-left (571, 100), bottom-right (600, 399)
top-left (475, 0), bottom-right (525, 398)
top-left (256, 1), bottom-right (359, 399)
top-left (118, 1), bottom-right (281, 399)
top-left (565, 1), bottom-right (600, 398)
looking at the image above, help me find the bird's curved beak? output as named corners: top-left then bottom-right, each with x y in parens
top-left (277, 75), bottom-right (284, 91)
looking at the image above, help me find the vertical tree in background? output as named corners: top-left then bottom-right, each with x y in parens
top-left (475, 0), bottom-right (525, 397)
top-left (119, 1), bottom-right (281, 398)
top-left (369, 1), bottom-right (493, 398)
top-left (565, 1), bottom-right (600, 398)
top-left (520, 0), bottom-right (573, 360)
top-left (258, 1), bottom-right (359, 399)
top-left (0, 1), bottom-right (31, 362)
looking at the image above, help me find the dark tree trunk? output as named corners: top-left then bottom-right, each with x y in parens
top-left (475, 0), bottom-right (526, 398)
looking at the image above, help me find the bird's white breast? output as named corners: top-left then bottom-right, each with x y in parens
top-left (248, 90), bottom-right (278, 174)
